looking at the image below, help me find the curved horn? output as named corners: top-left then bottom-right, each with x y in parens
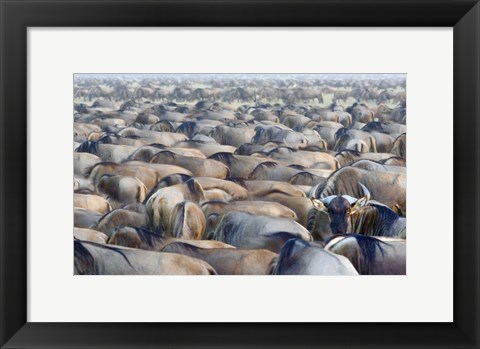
top-left (359, 183), bottom-right (371, 201)
top-left (320, 195), bottom-right (337, 206)
top-left (341, 195), bottom-right (358, 205)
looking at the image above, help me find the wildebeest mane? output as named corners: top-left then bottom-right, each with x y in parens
top-left (329, 103), bottom-right (338, 111)
top-left (144, 173), bottom-right (192, 203)
top-left (380, 156), bottom-right (405, 164)
top-left (269, 238), bottom-right (308, 274)
top-left (76, 140), bottom-right (99, 155)
top-left (334, 133), bottom-right (352, 147)
top-left (134, 227), bottom-right (164, 248)
top-left (323, 233), bottom-right (348, 246)
top-left (254, 161), bottom-right (279, 170)
top-left (147, 143), bottom-right (166, 149)
top-left (227, 177), bottom-right (247, 188)
top-left (334, 127), bottom-right (350, 140)
top-left (290, 171), bottom-right (316, 181)
top-left (362, 121), bottom-right (387, 133)
top-left (306, 207), bottom-right (320, 233)
top-left (305, 145), bottom-right (327, 152)
top-left (75, 239), bottom-right (136, 273)
top-left (351, 234), bottom-right (386, 274)
top-left (266, 146), bottom-right (297, 156)
top-left (124, 134), bottom-right (141, 140)
top-left (92, 240), bottom-right (135, 269)
top-left (350, 159), bottom-right (389, 172)
top-left (350, 158), bottom-right (384, 166)
top-left (96, 208), bottom-right (113, 224)
top-left (185, 178), bottom-right (202, 197)
top-left (350, 203), bottom-right (400, 237)
top-left (251, 128), bottom-right (265, 144)
top-left (335, 149), bottom-right (362, 157)
top-left (155, 150), bottom-right (178, 159)
top-left (154, 120), bottom-right (176, 132)
top-left (288, 164), bottom-right (306, 170)
top-left (74, 188), bottom-right (96, 195)
top-left (176, 121), bottom-right (197, 137)
top-left (235, 143), bottom-right (264, 156)
top-left (395, 132), bottom-right (407, 140)
top-left (74, 239), bottom-right (97, 274)
top-left (160, 173), bottom-right (191, 186)
top-left (163, 241), bottom-right (203, 257)
top-left (268, 231), bottom-right (305, 245)
top-left (201, 200), bottom-right (228, 207)
top-left (309, 181), bottom-right (326, 199)
top-left (97, 133), bottom-right (117, 144)
top-left (208, 152), bottom-right (235, 166)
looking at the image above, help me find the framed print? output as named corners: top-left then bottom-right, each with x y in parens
top-left (1, 0), bottom-right (479, 348)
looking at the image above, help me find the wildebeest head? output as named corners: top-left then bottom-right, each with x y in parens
top-left (311, 183), bottom-right (371, 235)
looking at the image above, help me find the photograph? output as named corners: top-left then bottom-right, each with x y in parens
top-left (73, 73), bottom-right (406, 275)
top-left (2, 0), bottom-right (477, 346)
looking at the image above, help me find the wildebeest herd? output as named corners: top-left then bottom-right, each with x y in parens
top-left (73, 74), bottom-right (406, 275)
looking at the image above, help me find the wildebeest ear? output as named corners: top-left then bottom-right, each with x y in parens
top-left (311, 198), bottom-right (328, 212)
top-left (350, 197), bottom-right (368, 215)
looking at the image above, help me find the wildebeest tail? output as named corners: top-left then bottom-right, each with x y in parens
top-left (268, 256), bottom-right (278, 275)
top-left (207, 264), bottom-right (218, 275)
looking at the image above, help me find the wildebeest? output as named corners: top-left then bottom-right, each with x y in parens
top-left (74, 152), bottom-right (101, 177)
top-left (117, 127), bottom-right (188, 146)
top-left (96, 208), bottom-right (150, 238)
top-left (316, 167), bottom-right (406, 213)
top-left (325, 234), bottom-right (406, 275)
top-left (266, 147), bottom-right (338, 170)
top-left (74, 208), bottom-right (103, 229)
top-left (150, 150), bottom-right (229, 179)
top-left (310, 183), bottom-right (369, 236)
top-left (171, 201), bottom-right (206, 239)
top-left (76, 140), bottom-right (137, 162)
top-left (335, 149), bottom-right (399, 167)
top-left (146, 179), bottom-right (206, 235)
top-left (270, 238), bottom-right (358, 275)
top-left (208, 124), bottom-right (256, 147)
top-left (74, 193), bottom-right (112, 214)
top-left (334, 128), bottom-right (378, 153)
top-left (97, 174), bottom-right (147, 207)
top-left (74, 239), bottom-right (217, 275)
top-left (88, 161), bottom-right (193, 192)
top-left (310, 183), bottom-right (406, 240)
top-left (162, 242), bottom-right (277, 275)
top-left (208, 212), bottom-right (312, 252)
top-left (391, 133), bottom-right (406, 158)
top-left (350, 159), bottom-right (406, 174)
top-left (201, 200), bottom-right (297, 220)
top-left (236, 179), bottom-right (306, 198)
top-left (347, 103), bottom-right (375, 123)
top-left (208, 152), bottom-right (274, 179)
top-left (108, 226), bottom-right (234, 251)
top-left (252, 125), bottom-right (309, 149)
top-left (74, 228), bottom-right (108, 244)
top-left (194, 177), bottom-right (249, 200)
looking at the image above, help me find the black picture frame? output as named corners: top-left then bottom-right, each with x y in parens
top-left (1, 0), bottom-right (479, 348)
